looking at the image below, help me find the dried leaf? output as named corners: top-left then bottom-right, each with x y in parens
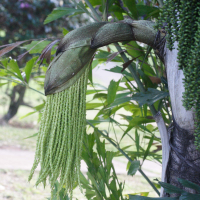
top-left (149, 76), bottom-right (161, 84)
top-left (121, 55), bottom-right (142, 72)
top-left (0, 40), bottom-right (29, 57)
top-left (153, 145), bottom-right (162, 153)
top-left (36, 39), bottom-right (60, 65)
top-left (122, 58), bottom-right (134, 72)
top-left (106, 50), bottom-right (125, 63)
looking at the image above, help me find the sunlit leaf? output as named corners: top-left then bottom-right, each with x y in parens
top-left (127, 160), bottom-right (140, 176)
top-left (24, 133), bottom-right (38, 139)
top-left (8, 59), bottom-right (23, 80)
top-left (107, 79), bottom-right (120, 104)
top-left (20, 111), bottom-right (37, 119)
top-left (86, 103), bottom-right (103, 110)
top-left (63, 28), bottom-right (69, 36)
top-left (44, 7), bottom-right (83, 24)
top-left (25, 57), bottom-right (38, 83)
top-left (132, 88), bottom-right (169, 107)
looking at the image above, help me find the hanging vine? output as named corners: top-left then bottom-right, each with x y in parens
top-left (158, 0), bottom-right (200, 149)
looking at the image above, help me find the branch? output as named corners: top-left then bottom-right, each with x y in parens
top-left (21, 101), bottom-right (33, 108)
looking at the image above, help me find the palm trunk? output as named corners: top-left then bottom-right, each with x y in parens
top-left (164, 42), bottom-right (200, 196)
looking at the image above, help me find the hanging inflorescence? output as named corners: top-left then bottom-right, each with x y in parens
top-left (158, 0), bottom-right (200, 149)
top-left (28, 67), bottom-right (89, 199)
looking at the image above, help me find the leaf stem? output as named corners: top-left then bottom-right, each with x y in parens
top-left (87, 120), bottom-right (160, 196)
top-left (84, 0), bottom-right (102, 21)
top-left (0, 77), bottom-right (45, 96)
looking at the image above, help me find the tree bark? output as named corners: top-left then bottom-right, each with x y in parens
top-left (2, 85), bottom-right (26, 123)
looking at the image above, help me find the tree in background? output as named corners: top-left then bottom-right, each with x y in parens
top-left (0, 0), bottom-right (88, 123)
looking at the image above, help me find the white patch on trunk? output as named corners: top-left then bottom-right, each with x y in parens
top-left (154, 112), bottom-right (170, 197)
top-left (165, 42), bottom-right (195, 131)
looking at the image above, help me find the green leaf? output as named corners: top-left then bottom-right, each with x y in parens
top-left (94, 131), bottom-right (106, 161)
top-left (109, 96), bottom-right (132, 108)
top-left (136, 5), bottom-right (159, 18)
top-left (87, 118), bottom-right (113, 125)
top-left (178, 178), bottom-right (200, 193)
top-left (105, 66), bottom-right (132, 77)
top-left (143, 135), bottom-right (154, 162)
top-left (124, 0), bottom-right (138, 19)
top-left (22, 41), bottom-right (51, 54)
top-left (88, 63), bottom-right (93, 84)
top-left (87, 171), bottom-right (103, 199)
top-left (106, 151), bottom-right (114, 175)
top-left (132, 88), bottom-right (169, 107)
top-left (115, 91), bottom-right (132, 99)
top-left (86, 103), bottom-right (103, 110)
top-left (121, 115), bottom-right (155, 126)
top-left (0, 82), bottom-right (8, 87)
top-left (93, 93), bottom-right (107, 100)
top-left (179, 193), bottom-right (200, 200)
top-left (34, 101), bottom-right (45, 111)
top-left (0, 69), bottom-right (7, 76)
top-left (86, 89), bottom-right (104, 95)
top-left (129, 195), bottom-right (178, 200)
top-left (1, 57), bottom-right (9, 68)
top-left (44, 7), bottom-right (83, 24)
top-left (107, 79), bottom-right (120, 104)
top-left (95, 50), bottom-right (122, 62)
top-left (62, 28), bottom-right (69, 36)
top-left (8, 60), bottom-right (23, 80)
top-left (77, 1), bottom-right (94, 20)
top-left (109, 179), bottom-right (118, 199)
top-left (135, 129), bottom-right (140, 155)
top-left (158, 181), bottom-right (185, 194)
top-left (24, 133), bottom-right (38, 139)
top-left (90, 0), bottom-right (101, 6)
top-left (25, 57), bottom-right (37, 83)
top-left (20, 111), bottom-right (37, 119)
top-left (125, 41), bottom-right (145, 60)
top-left (127, 160), bottom-right (140, 176)
top-left (138, 69), bottom-right (156, 89)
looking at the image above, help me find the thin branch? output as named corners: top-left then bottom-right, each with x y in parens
top-left (87, 120), bottom-right (160, 196)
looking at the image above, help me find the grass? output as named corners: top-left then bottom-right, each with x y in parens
top-left (0, 169), bottom-right (158, 200)
top-left (0, 126), bottom-right (37, 151)
top-left (0, 169), bottom-right (86, 200)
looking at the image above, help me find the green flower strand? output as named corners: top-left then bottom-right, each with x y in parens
top-left (29, 67), bottom-right (89, 199)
